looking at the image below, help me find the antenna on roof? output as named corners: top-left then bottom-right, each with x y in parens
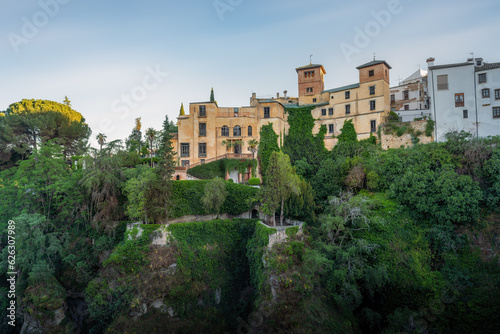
top-left (309, 54), bottom-right (313, 64)
top-left (373, 53), bottom-right (376, 61)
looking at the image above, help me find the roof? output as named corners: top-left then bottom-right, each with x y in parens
top-left (295, 64), bottom-right (326, 73)
top-left (475, 62), bottom-right (500, 71)
top-left (285, 102), bottom-right (330, 109)
top-left (428, 62), bottom-right (473, 70)
top-left (356, 60), bottom-right (392, 70)
top-left (323, 83), bottom-right (360, 94)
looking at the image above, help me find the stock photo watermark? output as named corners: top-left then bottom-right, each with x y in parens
top-left (340, 0), bottom-right (412, 63)
top-left (7, 0), bottom-right (72, 54)
top-left (213, 0), bottom-right (243, 21)
top-left (98, 65), bottom-right (169, 133)
top-left (6, 220), bottom-right (17, 327)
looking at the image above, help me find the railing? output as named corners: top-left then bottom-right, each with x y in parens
top-left (189, 153), bottom-right (253, 168)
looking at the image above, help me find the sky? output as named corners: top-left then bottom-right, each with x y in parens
top-left (1, 0), bottom-right (500, 146)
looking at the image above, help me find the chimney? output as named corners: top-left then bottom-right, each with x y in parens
top-left (277, 92), bottom-right (280, 98)
top-left (475, 58), bottom-right (483, 67)
top-left (283, 90), bottom-right (288, 98)
top-left (426, 57), bottom-right (435, 68)
top-left (252, 92), bottom-right (256, 99)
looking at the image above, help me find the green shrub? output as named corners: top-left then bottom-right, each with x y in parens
top-left (425, 119), bottom-right (435, 137)
top-left (248, 177), bottom-right (261, 185)
top-left (171, 180), bottom-right (258, 217)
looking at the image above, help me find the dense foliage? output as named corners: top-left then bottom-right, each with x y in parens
top-left (1, 96), bottom-right (500, 333)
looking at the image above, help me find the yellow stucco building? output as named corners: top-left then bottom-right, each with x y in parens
top-left (173, 59), bottom-right (391, 173)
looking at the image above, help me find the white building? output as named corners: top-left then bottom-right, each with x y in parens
top-left (390, 69), bottom-right (431, 122)
top-left (427, 57), bottom-right (500, 141)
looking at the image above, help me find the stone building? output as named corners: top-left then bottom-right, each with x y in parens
top-left (173, 59), bottom-right (392, 170)
top-left (390, 69), bottom-right (431, 122)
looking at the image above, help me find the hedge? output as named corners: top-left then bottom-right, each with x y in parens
top-left (171, 180), bottom-right (258, 218)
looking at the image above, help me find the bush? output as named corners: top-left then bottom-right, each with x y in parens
top-left (171, 180), bottom-right (258, 217)
top-left (248, 177), bottom-right (261, 185)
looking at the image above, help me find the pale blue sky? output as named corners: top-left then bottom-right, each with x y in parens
top-left (1, 0), bottom-right (499, 145)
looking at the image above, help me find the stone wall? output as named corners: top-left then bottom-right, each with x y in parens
top-left (380, 120), bottom-right (434, 149)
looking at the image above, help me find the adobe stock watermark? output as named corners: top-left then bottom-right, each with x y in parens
top-left (213, 0), bottom-right (243, 21)
top-left (7, 0), bottom-right (72, 54)
top-left (6, 220), bottom-right (17, 327)
top-left (98, 65), bottom-right (169, 134)
top-left (340, 0), bottom-right (412, 63)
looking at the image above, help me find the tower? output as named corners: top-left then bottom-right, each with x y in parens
top-left (296, 64), bottom-right (326, 98)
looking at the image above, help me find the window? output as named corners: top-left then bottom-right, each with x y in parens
top-left (370, 100), bottom-right (376, 111)
top-left (198, 143), bottom-right (207, 157)
top-left (233, 125), bottom-right (241, 137)
top-left (264, 107), bottom-right (270, 118)
top-left (331, 95), bottom-right (334, 99)
top-left (404, 105), bottom-right (409, 111)
top-left (181, 160), bottom-right (190, 167)
top-left (328, 108), bottom-right (334, 115)
top-left (437, 75), bottom-right (448, 90)
top-left (328, 124), bottom-right (334, 134)
top-left (221, 125), bottom-right (229, 136)
top-left (199, 105), bottom-right (206, 117)
top-left (321, 108), bottom-right (326, 116)
top-left (370, 120), bottom-right (377, 133)
top-left (482, 88), bottom-right (490, 98)
top-left (345, 104), bottom-right (351, 115)
top-left (403, 90), bottom-right (409, 100)
top-left (369, 70), bottom-right (374, 77)
top-left (390, 94), bottom-right (395, 104)
top-left (495, 89), bottom-right (500, 100)
top-left (345, 91), bottom-right (350, 99)
top-left (180, 143), bottom-right (189, 157)
top-left (304, 71), bottom-right (315, 78)
top-left (493, 107), bottom-right (500, 118)
top-left (463, 110), bottom-right (468, 119)
top-left (306, 87), bottom-right (313, 93)
top-left (234, 107), bottom-right (239, 116)
top-left (369, 86), bottom-right (375, 95)
top-left (455, 93), bottom-right (464, 107)
top-left (313, 98), bottom-right (317, 103)
top-left (199, 123), bottom-right (206, 136)
top-left (248, 126), bottom-right (252, 137)
top-left (478, 73), bottom-right (487, 83)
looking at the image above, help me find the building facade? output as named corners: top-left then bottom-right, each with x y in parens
top-left (427, 57), bottom-right (500, 141)
top-left (174, 60), bottom-right (392, 166)
top-left (390, 69), bottom-right (431, 122)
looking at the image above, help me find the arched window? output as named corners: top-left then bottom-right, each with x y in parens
top-left (248, 126), bottom-right (252, 137)
top-left (221, 125), bottom-right (229, 136)
top-left (233, 125), bottom-right (241, 137)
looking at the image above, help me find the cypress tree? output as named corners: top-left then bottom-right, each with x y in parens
top-left (179, 103), bottom-right (185, 116)
top-left (210, 88), bottom-right (215, 102)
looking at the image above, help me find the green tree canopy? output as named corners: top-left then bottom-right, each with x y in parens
top-left (337, 119), bottom-right (357, 143)
top-left (262, 151), bottom-right (301, 226)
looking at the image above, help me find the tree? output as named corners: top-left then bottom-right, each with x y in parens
top-left (210, 88), bottom-right (215, 102)
top-left (201, 178), bottom-right (227, 219)
top-left (337, 119), bottom-right (358, 143)
top-left (258, 124), bottom-right (279, 180)
top-left (179, 103), bottom-right (185, 116)
top-left (0, 99), bottom-right (90, 164)
top-left (125, 119), bottom-right (143, 154)
top-left (262, 151), bottom-right (301, 226)
top-left (145, 127), bottom-right (156, 167)
top-left (96, 133), bottom-right (107, 155)
top-left (157, 115), bottom-right (176, 179)
top-left (248, 139), bottom-right (259, 160)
